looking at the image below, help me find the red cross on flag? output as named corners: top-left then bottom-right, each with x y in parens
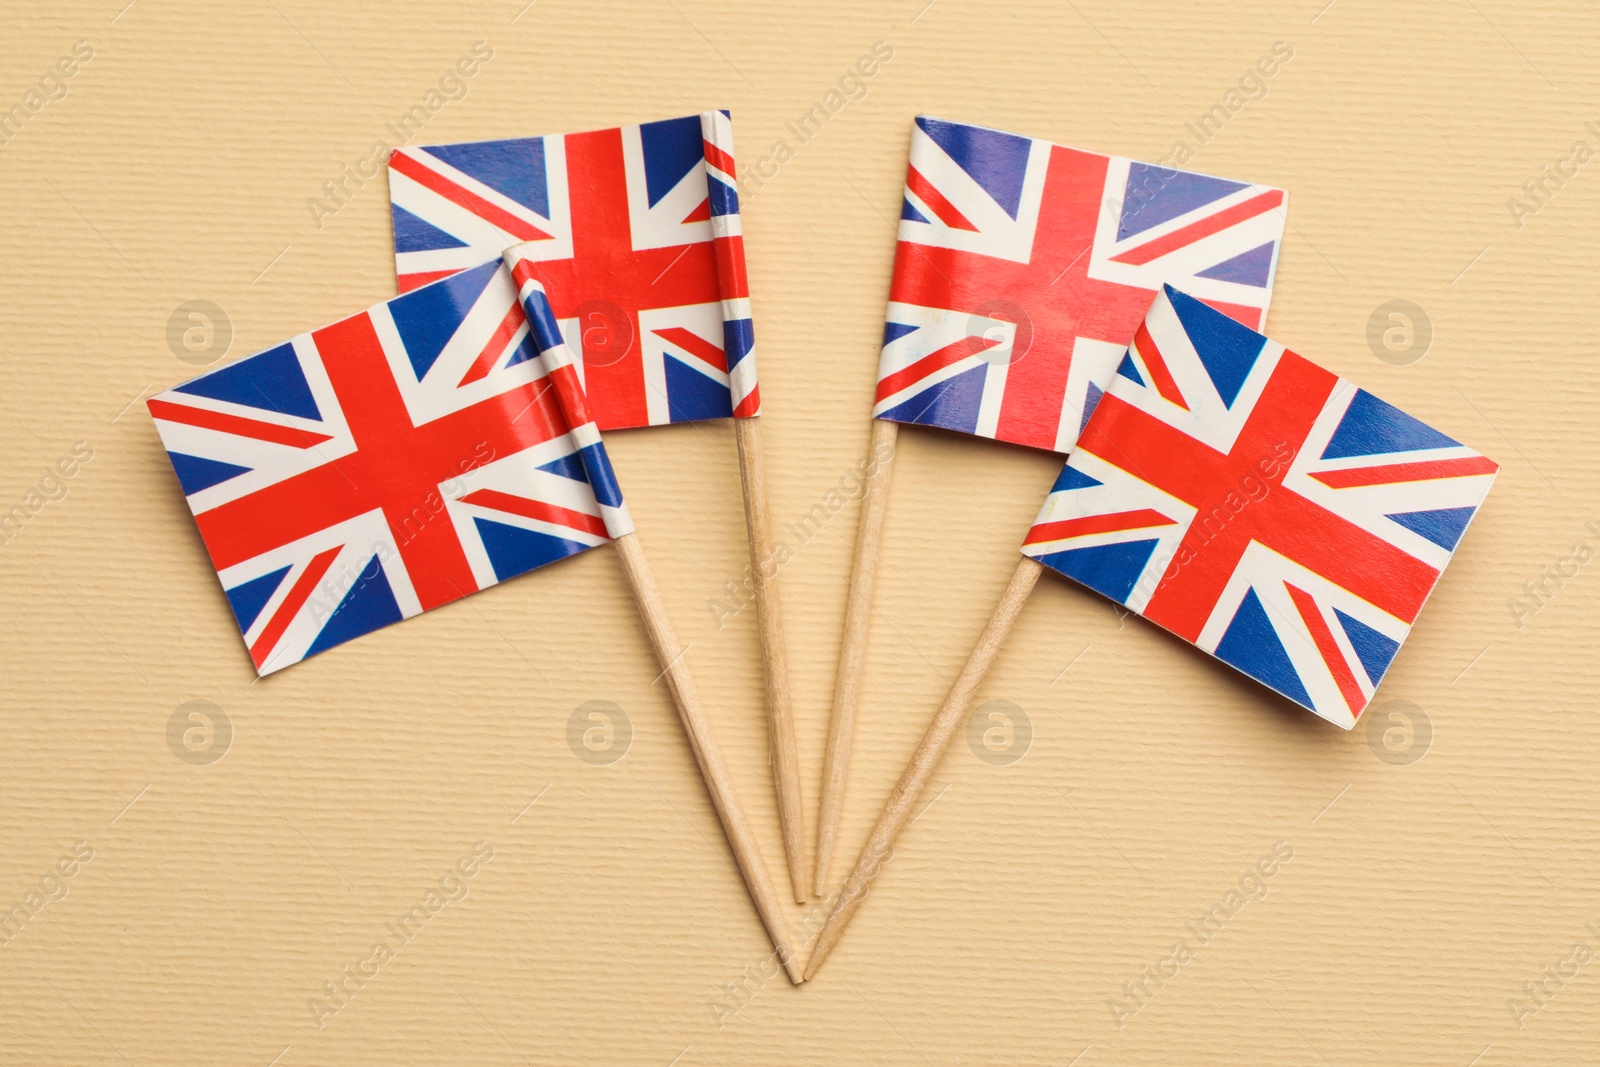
top-left (148, 261), bottom-right (620, 675)
top-left (388, 110), bottom-right (758, 431)
top-left (875, 115), bottom-right (1289, 451)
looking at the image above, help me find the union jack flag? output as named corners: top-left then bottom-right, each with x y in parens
top-left (147, 261), bottom-right (622, 676)
top-left (388, 110), bottom-right (759, 430)
top-left (874, 116), bottom-right (1288, 452)
top-left (1022, 286), bottom-right (1497, 728)
top-left (503, 244), bottom-right (634, 541)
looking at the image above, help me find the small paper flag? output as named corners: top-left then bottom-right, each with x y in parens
top-left (874, 115), bottom-right (1288, 452)
top-left (388, 110), bottom-right (759, 430)
top-left (148, 261), bottom-right (620, 675)
top-left (1022, 286), bottom-right (1497, 727)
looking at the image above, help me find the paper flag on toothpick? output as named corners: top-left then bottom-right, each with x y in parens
top-left (387, 110), bottom-right (759, 429)
top-left (147, 260), bottom-right (621, 675)
top-left (874, 114), bottom-right (1289, 452)
top-left (394, 112), bottom-right (812, 903)
top-left (1022, 285), bottom-right (1499, 727)
top-left (501, 247), bottom-right (634, 541)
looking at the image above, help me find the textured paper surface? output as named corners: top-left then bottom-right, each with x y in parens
top-left (2, 2), bottom-right (1597, 1064)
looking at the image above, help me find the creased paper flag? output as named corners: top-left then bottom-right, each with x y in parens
top-left (874, 115), bottom-right (1289, 452)
top-left (1022, 286), bottom-right (1498, 727)
top-left (148, 261), bottom-right (624, 675)
top-left (388, 110), bottom-right (758, 429)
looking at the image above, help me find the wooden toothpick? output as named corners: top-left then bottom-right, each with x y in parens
top-left (804, 555), bottom-right (1042, 979)
top-left (814, 417), bottom-right (899, 895)
top-left (733, 415), bottom-right (810, 902)
top-left (612, 528), bottom-right (802, 983)
top-left (700, 110), bottom-right (809, 902)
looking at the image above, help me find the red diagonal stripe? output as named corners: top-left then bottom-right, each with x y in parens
top-left (1090, 351), bottom-right (1442, 636)
top-left (458, 301), bottom-right (529, 387)
top-left (390, 150), bottom-right (553, 243)
top-left (148, 398), bottom-right (333, 449)
top-left (458, 488), bottom-right (608, 540)
top-left (1131, 321), bottom-right (1189, 411)
top-left (1110, 189), bottom-right (1285, 266)
top-left (506, 255), bottom-right (541, 290)
top-left (249, 545), bottom-right (342, 668)
top-left (653, 326), bottom-right (727, 372)
top-left (1023, 508), bottom-right (1178, 547)
top-left (398, 269), bottom-right (464, 294)
top-left (904, 165), bottom-right (979, 232)
top-left (681, 198), bottom-right (711, 223)
top-left (1284, 580), bottom-right (1367, 716)
top-left (875, 334), bottom-right (998, 403)
top-left (702, 140), bottom-right (737, 177)
top-left (733, 383), bottom-right (761, 419)
top-left (1310, 455), bottom-right (1499, 489)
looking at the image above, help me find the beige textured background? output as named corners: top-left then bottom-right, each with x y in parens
top-left (3, 1), bottom-right (1598, 1063)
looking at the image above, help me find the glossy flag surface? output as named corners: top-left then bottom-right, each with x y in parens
top-left (388, 110), bottom-right (759, 430)
top-left (875, 116), bottom-right (1289, 452)
top-left (148, 261), bottom-right (621, 675)
top-left (1022, 286), bottom-right (1497, 728)
top-left (503, 244), bottom-right (635, 541)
